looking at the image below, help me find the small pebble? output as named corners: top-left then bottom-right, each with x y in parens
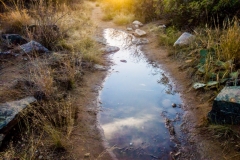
top-left (84, 153), bottom-right (90, 157)
top-left (172, 103), bottom-right (177, 107)
top-left (120, 60), bottom-right (127, 63)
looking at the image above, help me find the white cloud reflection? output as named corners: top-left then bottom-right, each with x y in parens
top-left (102, 114), bottom-right (154, 139)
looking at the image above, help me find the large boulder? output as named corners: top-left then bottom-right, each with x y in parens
top-left (208, 86), bottom-right (240, 124)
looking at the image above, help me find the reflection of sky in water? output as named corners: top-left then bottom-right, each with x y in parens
top-left (99, 29), bottom-right (184, 160)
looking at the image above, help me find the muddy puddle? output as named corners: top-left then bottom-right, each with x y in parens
top-left (99, 29), bottom-right (187, 160)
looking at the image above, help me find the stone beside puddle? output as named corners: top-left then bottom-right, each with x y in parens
top-left (132, 20), bottom-right (143, 27)
top-left (94, 64), bottom-right (109, 71)
top-left (208, 86), bottom-right (240, 124)
top-left (134, 29), bottom-right (147, 37)
top-left (100, 46), bottom-right (120, 53)
top-left (120, 60), bottom-right (127, 63)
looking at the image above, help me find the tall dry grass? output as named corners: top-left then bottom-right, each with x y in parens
top-left (0, 0), bottom-right (102, 159)
top-left (219, 21), bottom-right (240, 61)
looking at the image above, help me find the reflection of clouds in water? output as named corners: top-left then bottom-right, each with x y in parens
top-left (102, 115), bottom-right (154, 139)
top-left (162, 99), bottom-right (171, 108)
top-left (132, 138), bottom-right (143, 146)
top-left (115, 104), bottom-right (161, 118)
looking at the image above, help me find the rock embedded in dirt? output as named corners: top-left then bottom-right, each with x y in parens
top-left (134, 29), bottom-right (147, 37)
top-left (0, 97), bottom-right (37, 131)
top-left (100, 45), bottom-right (120, 53)
top-left (172, 103), bottom-right (177, 108)
top-left (173, 32), bottom-right (195, 47)
top-left (132, 20), bottom-right (143, 27)
top-left (0, 96), bottom-right (37, 145)
top-left (1, 34), bottom-right (28, 47)
top-left (208, 86), bottom-right (240, 124)
top-left (120, 60), bottom-right (127, 63)
top-left (20, 40), bottom-right (50, 54)
top-left (127, 27), bottom-right (133, 31)
top-left (193, 82), bottom-right (206, 89)
top-left (94, 64), bottom-right (109, 71)
top-left (158, 24), bottom-right (166, 29)
top-left (84, 153), bottom-right (90, 157)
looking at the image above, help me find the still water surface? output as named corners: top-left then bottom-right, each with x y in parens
top-left (99, 29), bottom-right (185, 160)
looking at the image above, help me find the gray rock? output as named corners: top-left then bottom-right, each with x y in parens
top-left (93, 64), bottom-right (109, 71)
top-left (193, 82), bottom-right (206, 89)
top-left (158, 25), bottom-right (166, 28)
top-left (208, 86), bottom-right (240, 124)
top-left (172, 103), bottom-right (177, 108)
top-left (100, 46), bottom-right (120, 53)
top-left (173, 32), bottom-right (195, 47)
top-left (84, 153), bottom-right (90, 157)
top-left (120, 60), bottom-right (127, 63)
top-left (1, 34), bottom-right (28, 46)
top-left (134, 29), bottom-right (147, 37)
top-left (0, 97), bottom-right (37, 132)
top-left (132, 20), bottom-right (143, 27)
top-left (127, 28), bottom-right (133, 31)
top-left (20, 40), bottom-right (50, 54)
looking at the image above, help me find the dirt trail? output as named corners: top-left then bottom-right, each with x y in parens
top-left (70, 2), bottom-right (234, 160)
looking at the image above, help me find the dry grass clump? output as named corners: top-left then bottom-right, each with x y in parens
top-left (102, 12), bottom-right (114, 21)
top-left (76, 37), bottom-right (103, 64)
top-left (157, 26), bottom-right (181, 46)
top-left (0, 9), bottom-right (31, 33)
top-left (29, 58), bottom-right (55, 98)
top-left (113, 13), bottom-right (134, 26)
top-left (100, 0), bottom-right (135, 25)
top-left (219, 21), bottom-right (240, 61)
